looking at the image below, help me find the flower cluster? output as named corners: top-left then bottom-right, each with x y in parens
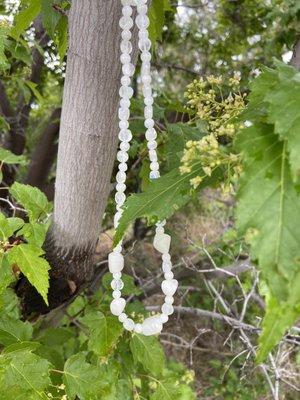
top-left (180, 75), bottom-right (245, 191)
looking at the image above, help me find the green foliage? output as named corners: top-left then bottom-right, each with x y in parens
top-left (10, 0), bottom-right (41, 40)
top-left (149, 0), bottom-right (172, 42)
top-left (114, 164), bottom-right (219, 245)
top-left (236, 62), bottom-right (300, 361)
top-left (7, 244), bottom-right (50, 305)
top-left (0, 23), bottom-right (9, 71)
top-left (10, 182), bottom-right (52, 221)
top-left (0, 148), bottom-right (27, 166)
top-left (130, 334), bottom-right (165, 376)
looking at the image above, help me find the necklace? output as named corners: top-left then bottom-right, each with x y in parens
top-left (108, 0), bottom-right (178, 336)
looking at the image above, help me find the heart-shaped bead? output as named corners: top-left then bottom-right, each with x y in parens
top-left (153, 232), bottom-right (171, 254)
top-left (161, 279), bottom-right (178, 296)
top-left (110, 298), bottom-right (126, 316)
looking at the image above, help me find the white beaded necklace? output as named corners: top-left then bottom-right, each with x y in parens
top-left (108, 0), bottom-right (178, 336)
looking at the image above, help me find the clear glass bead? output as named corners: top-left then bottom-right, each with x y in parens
top-left (164, 271), bottom-right (174, 280)
top-left (119, 16), bottom-right (133, 30)
top-left (120, 141), bottom-right (130, 151)
top-left (119, 129), bottom-right (132, 142)
top-left (122, 63), bottom-right (135, 77)
top-left (122, 5), bottom-right (132, 16)
top-left (113, 290), bottom-right (121, 299)
top-left (120, 40), bottom-right (132, 54)
top-left (119, 120), bottom-right (129, 130)
top-left (121, 75), bottom-right (131, 86)
top-left (117, 151), bottom-right (129, 163)
top-left (118, 162), bottom-right (128, 172)
top-left (115, 192), bottom-right (126, 204)
top-left (144, 96), bottom-right (154, 106)
top-left (139, 38), bottom-right (151, 51)
top-left (136, 14), bottom-right (149, 29)
top-left (118, 106), bottom-right (130, 120)
top-left (120, 53), bottom-right (131, 64)
top-left (118, 312), bottom-right (127, 322)
top-left (149, 149), bottom-right (157, 161)
top-left (150, 161), bottom-right (159, 171)
top-left (119, 85), bottom-right (133, 99)
top-left (111, 279), bottom-right (124, 291)
top-left (113, 272), bottom-right (122, 279)
top-left (121, 29), bottom-right (132, 41)
top-left (150, 171), bottom-right (159, 179)
top-left (141, 51), bottom-right (151, 62)
top-left (145, 128), bottom-right (156, 140)
top-left (123, 318), bottom-right (135, 331)
top-left (145, 118), bottom-right (154, 129)
top-left (147, 141), bottom-right (157, 150)
top-left (162, 303), bottom-right (174, 315)
top-left (116, 171), bottom-right (126, 183)
top-left (142, 74), bottom-right (152, 85)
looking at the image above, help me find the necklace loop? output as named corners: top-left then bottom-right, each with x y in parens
top-left (108, 0), bottom-right (178, 335)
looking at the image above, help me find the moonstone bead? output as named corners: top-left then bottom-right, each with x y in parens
top-left (153, 232), bottom-right (171, 254)
top-left (110, 298), bottom-right (126, 316)
top-left (134, 323), bottom-right (143, 333)
top-left (124, 318), bottom-right (135, 331)
top-left (113, 290), bottom-right (121, 299)
top-left (164, 271), bottom-right (174, 280)
top-left (160, 314), bottom-right (168, 323)
top-left (161, 279), bottom-right (178, 296)
top-left (162, 303), bottom-right (174, 316)
top-left (142, 315), bottom-right (163, 336)
top-left (108, 252), bottom-right (124, 273)
top-left (118, 312), bottom-right (127, 322)
top-left (165, 296), bottom-right (174, 304)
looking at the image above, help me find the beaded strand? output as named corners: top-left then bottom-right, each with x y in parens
top-left (108, 0), bottom-right (178, 336)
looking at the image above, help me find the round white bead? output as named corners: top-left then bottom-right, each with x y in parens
top-left (113, 272), bottom-right (122, 279)
top-left (120, 142), bottom-right (130, 151)
top-left (162, 303), bottom-right (174, 316)
top-left (111, 279), bottom-right (124, 291)
top-left (164, 271), bottom-right (174, 280)
top-left (165, 296), bottom-right (174, 304)
top-left (134, 323), bottom-right (143, 333)
top-left (119, 129), bottom-right (132, 142)
top-left (113, 290), bottom-right (121, 299)
top-left (150, 171), bottom-right (160, 179)
top-left (118, 312), bottom-right (127, 322)
top-left (115, 192), bottom-right (126, 204)
top-left (160, 314), bottom-right (169, 323)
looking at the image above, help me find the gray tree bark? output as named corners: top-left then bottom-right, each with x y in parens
top-left (18, 0), bottom-right (130, 314)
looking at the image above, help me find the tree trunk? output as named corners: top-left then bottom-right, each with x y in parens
top-left (17, 0), bottom-right (128, 315)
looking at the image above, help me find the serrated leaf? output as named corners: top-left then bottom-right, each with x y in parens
top-left (7, 244), bottom-right (50, 305)
top-left (80, 311), bottom-right (123, 358)
top-left (10, 182), bottom-right (52, 221)
top-left (19, 222), bottom-right (49, 247)
top-left (0, 254), bottom-right (15, 294)
top-left (0, 212), bottom-right (24, 241)
top-left (130, 334), bottom-right (165, 376)
top-left (256, 291), bottom-right (299, 363)
top-left (63, 352), bottom-right (104, 400)
top-left (41, 0), bottom-right (61, 38)
top-left (114, 164), bottom-right (218, 246)
top-left (236, 123), bottom-right (300, 299)
top-left (151, 379), bottom-right (196, 400)
top-left (0, 24), bottom-right (9, 71)
top-left (0, 315), bottom-right (33, 346)
top-left (10, 0), bottom-right (41, 40)
top-left (0, 147), bottom-right (27, 165)
top-left (3, 351), bottom-right (51, 396)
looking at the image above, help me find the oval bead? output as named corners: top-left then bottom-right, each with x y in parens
top-left (108, 252), bottom-right (124, 273)
top-left (153, 232), bottom-right (171, 254)
top-left (110, 298), bottom-right (126, 316)
top-left (142, 315), bottom-right (163, 336)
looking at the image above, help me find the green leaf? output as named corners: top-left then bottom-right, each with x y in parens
top-left (10, 182), bottom-right (53, 221)
top-left (7, 244), bottom-right (50, 305)
top-left (0, 315), bottom-right (33, 346)
top-left (10, 0), bottom-right (41, 40)
top-left (63, 352), bottom-right (104, 399)
top-left (3, 351), bottom-right (51, 397)
top-left (41, 0), bottom-right (60, 38)
top-left (148, 0), bottom-right (171, 43)
top-left (80, 311), bottom-right (123, 358)
top-left (257, 292), bottom-right (299, 363)
top-left (151, 379), bottom-right (196, 400)
top-left (114, 164), bottom-right (218, 246)
top-left (165, 122), bottom-right (206, 170)
top-left (19, 222), bottom-right (49, 247)
top-left (56, 15), bottom-right (68, 59)
top-left (0, 254), bottom-right (15, 294)
top-left (0, 147), bottom-right (27, 165)
top-left (0, 24), bottom-right (9, 71)
top-left (25, 81), bottom-right (43, 102)
top-left (0, 213), bottom-right (24, 241)
top-left (130, 334), bottom-right (165, 376)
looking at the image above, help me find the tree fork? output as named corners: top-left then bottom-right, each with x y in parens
top-left (18, 0), bottom-right (138, 316)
